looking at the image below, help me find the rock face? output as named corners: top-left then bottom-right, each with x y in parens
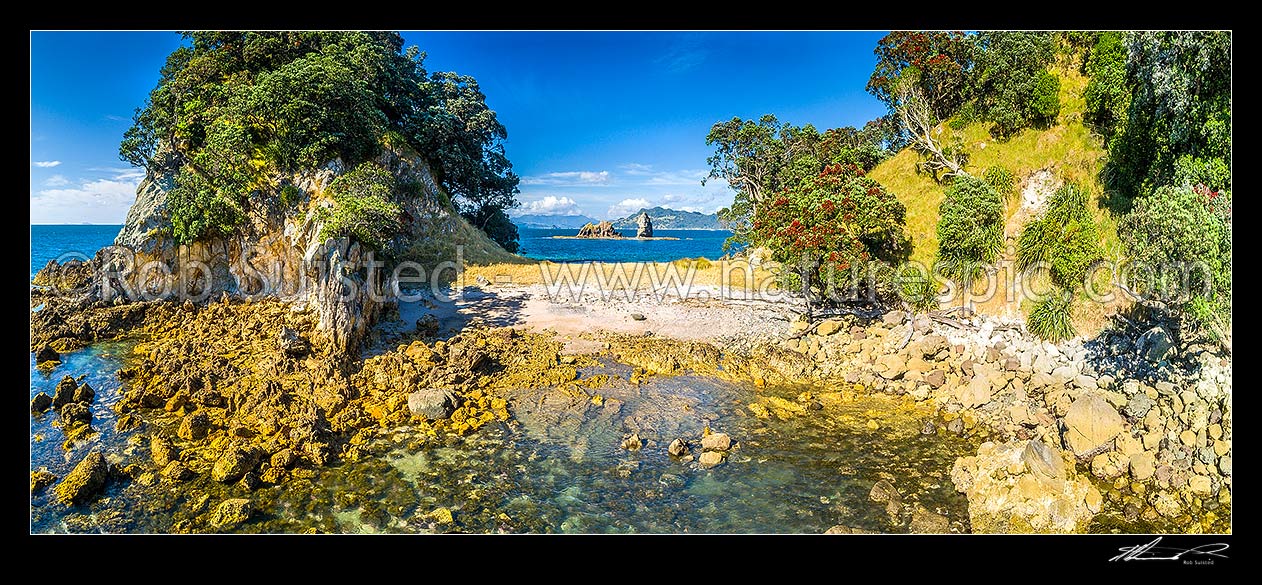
top-left (1062, 395), bottom-right (1126, 457)
top-left (54, 450), bottom-right (109, 505)
top-left (64, 144), bottom-right (505, 356)
top-left (951, 440), bottom-right (1100, 533)
top-left (636, 212), bottom-right (653, 238)
top-left (576, 221), bottom-right (622, 238)
top-left (407, 388), bottom-right (456, 420)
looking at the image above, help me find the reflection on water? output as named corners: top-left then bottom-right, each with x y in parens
top-left (32, 347), bottom-right (980, 533)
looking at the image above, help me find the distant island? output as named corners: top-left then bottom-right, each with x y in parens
top-left (550, 216), bottom-right (679, 240)
top-left (611, 206), bottom-right (725, 230)
top-left (511, 213), bottom-right (599, 229)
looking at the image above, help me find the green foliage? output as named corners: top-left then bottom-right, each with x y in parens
top-left (1103, 32), bottom-right (1231, 197)
top-left (120, 31), bottom-right (519, 250)
top-left (866, 31), bottom-right (975, 119)
top-left (947, 101), bottom-right (978, 130)
top-left (935, 176), bottom-right (1004, 283)
top-left (317, 162), bottom-right (402, 251)
top-left (1083, 32), bottom-right (1130, 139)
top-left (280, 184), bottom-right (301, 206)
top-left (973, 32), bottom-right (1060, 138)
top-left (983, 165), bottom-right (1016, 201)
top-left (1027, 292), bottom-right (1076, 342)
top-left (461, 205), bottom-right (520, 253)
top-left (752, 164), bottom-right (909, 300)
top-left (895, 264), bottom-right (941, 313)
top-left (1017, 183), bottom-right (1103, 290)
top-left (1120, 184), bottom-right (1231, 333)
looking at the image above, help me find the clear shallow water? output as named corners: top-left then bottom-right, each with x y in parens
top-left (31, 353), bottom-right (980, 533)
top-left (30, 225), bottom-right (121, 280)
top-left (518, 228), bottom-right (733, 263)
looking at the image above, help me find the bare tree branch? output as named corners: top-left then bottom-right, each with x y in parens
top-left (895, 82), bottom-right (969, 181)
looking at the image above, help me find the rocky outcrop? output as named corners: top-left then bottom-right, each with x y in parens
top-left (576, 221), bottom-right (622, 238)
top-left (636, 212), bottom-right (653, 238)
top-left (951, 440), bottom-right (1101, 533)
top-left (54, 450), bottom-right (109, 505)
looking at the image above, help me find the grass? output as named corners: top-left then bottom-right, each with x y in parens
top-left (867, 59), bottom-right (1127, 337)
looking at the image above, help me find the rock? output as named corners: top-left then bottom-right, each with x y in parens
top-left (31, 467), bottom-right (58, 495)
top-left (701, 432), bottom-right (732, 452)
top-left (920, 420), bottom-right (937, 435)
top-left (430, 507), bottom-right (455, 524)
top-left (161, 461), bottom-right (194, 482)
top-left (946, 417), bottom-right (965, 435)
top-left (869, 479), bottom-right (900, 503)
top-left (52, 375), bottom-right (78, 409)
top-left (1129, 452), bottom-right (1157, 481)
top-left (238, 471), bottom-right (261, 491)
top-left (270, 449), bottom-right (296, 469)
top-left (151, 435), bottom-right (178, 467)
top-left (917, 334), bottom-right (948, 358)
top-left (1090, 451), bottom-right (1128, 480)
top-left (882, 311), bottom-right (906, 326)
top-left (211, 447), bottom-right (255, 483)
top-left (415, 314), bottom-right (440, 337)
top-left (824, 524), bottom-right (876, 534)
top-left (1137, 326), bottom-right (1174, 362)
top-left (31, 392), bottom-right (53, 414)
top-left (816, 319), bottom-right (842, 336)
top-left (209, 498), bottom-right (252, 529)
top-left (407, 388), bottom-right (455, 420)
top-left (278, 326), bottom-right (310, 357)
top-left (698, 451), bottom-right (725, 468)
top-left (1021, 440), bottom-right (1067, 479)
top-left (1179, 430), bottom-right (1197, 447)
top-left (576, 221), bottom-right (622, 238)
top-left (1219, 456), bottom-right (1231, 476)
top-left (1032, 353), bottom-right (1055, 375)
top-left (630, 313), bottom-right (647, 321)
top-left (635, 212), bottom-right (653, 237)
top-left (177, 411), bottom-right (211, 440)
top-left (1062, 395), bottom-right (1126, 457)
top-left (925, 370), bottom-right (946, 389)
top-left (875, 354), bottom-right (906, 380)
top-left (73, 383), bottom-right (95, 404)
top-left (1123, 394), bottom-right (1154, 419)
top-left (956, 375), bottom-right (993, 408)
top-left (53, 450), bottom-right (108, 505)
top-left (667, 438), bottom-right (689, 457)
top-left (1188, 475), bottom-right (1214, 496)
top-left (59, 402), bottom-right (91, 426)
top-left (908, 506), bottom-right (950, 533)
top-left (620, 433), bottom-right (642, 450)
top-left (1151, 492), bottom-right (1181, 518)
top-left (36, 344), bottom-right (61, 364)
top-left (951, 441), bottom-right (1098, 533)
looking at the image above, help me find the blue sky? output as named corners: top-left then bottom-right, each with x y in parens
top-left (30, 31), bottom-right (888, 224)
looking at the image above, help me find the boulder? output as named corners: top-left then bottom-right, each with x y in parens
top-left (1021, 440), bottom-right (1067, 479)
top-left (1062, 395), bottom-right (1126, 457)
top-left (1090, 451), bottom-right (1129, 480)
top-left (635, 212), bottom-right (653, 238)
top-left (161, 461), bottom-right (194, 482)
top-left (59, 401), bottom-right (92, 427)
top-left (151, 435), bottom-right (178, 467)
top-left (951, 441), bottom-right (1099, 533)
top-left (667, 438), bottom-right (689, 457)
top-left (211, 447), bottom-right (255, 483)
top-left (52, 375), bottom-right (78, 409)
top-left (1137, 326), bottom-right (1174, 363)
top-left (177, 411), bottom-right (211, 440)
top-left (908, 506), bottom-right (951, 534)
top-left (925, 370), bottom-right (946, 389)
top-left (698, 451), bottom-right (725, 468)
top-left (1129, 451), bottom-right (1157, 481)
top-left (816, 319), bottom-right (842, 336)
top-left (956, 375), bottom-right (993, 408)
top-left (209, 498), bottom-right (252, 529)
top-left (36, 344), bottom-right (61, 364)
top-left (882, 311), bottom-right (906, 326)
top-left (31, 392), bottom-right (53, 414)
top-left (1123, 394), bottom-right (1154, 419)
top-left (53, 450), bottom-right (108, 505)
top-left (415, 314), bottom-right (440, 338)
top-left (407, 388), bottom-right (455, 420)
top-left (875, 354), bottom-right (906, 380)
top-left (701, 432), bottom-right (731, 452)
top-left (73, 383), bottom-right (95, 404)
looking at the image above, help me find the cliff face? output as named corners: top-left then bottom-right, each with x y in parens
top-left (89, 144), bottom-right (510, 353)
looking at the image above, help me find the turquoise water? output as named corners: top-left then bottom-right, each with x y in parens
top-left (30, 225), bottom-right (121, 279)
top-left (518, 228), bottom-right (734, 263)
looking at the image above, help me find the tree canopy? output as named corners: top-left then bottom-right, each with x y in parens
top-left (121, 31), bottom-right (520, 251)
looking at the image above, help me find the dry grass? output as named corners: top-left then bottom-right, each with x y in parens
top-left (868, 62), bottom-right (1127, 337)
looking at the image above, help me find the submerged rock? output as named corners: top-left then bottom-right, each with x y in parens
top-left (698, 451), bottom-right (725, 469)
top-left (209, 498), bottom-right (253, 530)
top-left (951, 440), bottom-right (1099, 533)
top-left (54, 450), bottom-right (108, 505)
top-left (31, 467), bottom-right (58, 495)
top-left (908, 506), bottom-right (951, 534)
top-left (620, 433), bottom-right (642, 450)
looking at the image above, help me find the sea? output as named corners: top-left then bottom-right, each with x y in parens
top-left (28, 225), bottom-right (735, 280)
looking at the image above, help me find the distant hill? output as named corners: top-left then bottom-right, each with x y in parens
top-left (611, 206), bottom-right (725, 230)
top-left (512, 214), bottom-right (600, 229)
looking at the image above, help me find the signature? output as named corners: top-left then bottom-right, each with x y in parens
top-left (1110, 537), bottom-right (1230, 562)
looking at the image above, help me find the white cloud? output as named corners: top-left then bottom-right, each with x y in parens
top-left (45, 175), bottom-right (70, 187)
top-left (33, 160), bottom-right (61, 168)
top-left (31, 176), bottom-right (141, 224)
top-left (619, 163), bottom-right (654, 175)
top-left (515, 195), bottom-right (585, 216)
top-left (520, 170), bottom-right (611, 186)
top-left (607, 198), bottom-right (652, 218)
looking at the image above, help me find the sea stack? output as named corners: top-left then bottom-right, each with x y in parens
top-left (576, 221), bottom-right (622, 238)
top-left (636, 212), bottom-right (653, 238)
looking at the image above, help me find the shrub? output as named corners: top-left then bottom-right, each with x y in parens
top-left (935, 176), bottom-right (1004, 284)
top-left (1083, 32), bottom-right (1130, 140)
top-left (1029, 70), bottom-right (1061, 127)
top-left (1120, 184), bottom-right (1231, 335)
top-left (317, 162), bottom-right (402, 251)
top-left (1016, 183), bottom-right (1102, 289)
top-left (895, 264), bottom-right (940, 313)
top-left (1028, 291), bottom-right (1076, 342)
top-left (280, 184), bottom-right (302, 206)
top-left (983, 165), bottom-right (1016, 202)
top-left (972, 32), bottom-right (1059, 138)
